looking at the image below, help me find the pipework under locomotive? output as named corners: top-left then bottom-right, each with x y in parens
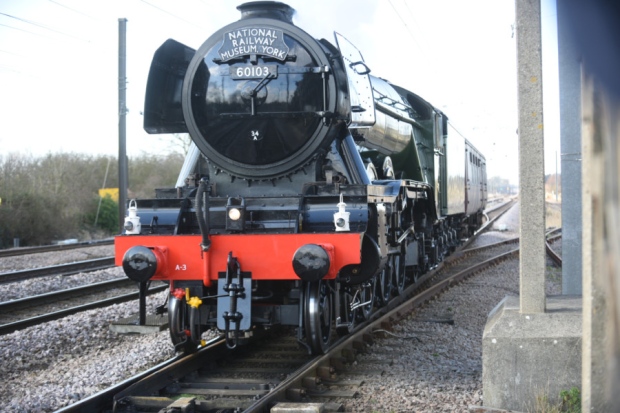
top-left (115, 1), bottom-right (487, 354)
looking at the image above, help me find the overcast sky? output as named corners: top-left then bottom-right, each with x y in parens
top-left (0, 0), bottom-right (560, 184)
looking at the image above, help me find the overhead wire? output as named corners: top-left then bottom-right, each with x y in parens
top-left (0, 65), bottom-right (21, 73)
top-left (0, 62), bottom-right (40, 78)
top-left (448, 122), bottom-right (469, 140)
top-left (48, 0), bottom-right (100, 22)
top-left (384, 1), bottom-right (472, 141)
top-left (0, 48), bottom-right (31, 58)
top-left (0, 1), bottom-right (207, 83)
top-left (0, 11), bottom-right (85, 41)
top-left (401, 0), bottom-right (428, 49)
top-left (385, 0), bottom-right (426, 59)
top-left (0, 22), bottom-right (41, 79)
top-left (139, 0), bottom-right (205, 31)
top-left (0, 6), bottom-right (95, 81)
top-left (0, 22), bottom-right (48, 38)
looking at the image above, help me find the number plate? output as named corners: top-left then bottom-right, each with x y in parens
top-left (230, 65), bottom-right (278, 80)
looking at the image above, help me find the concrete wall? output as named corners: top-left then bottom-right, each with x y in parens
top-left (483, 296), bottom-right (582, 411)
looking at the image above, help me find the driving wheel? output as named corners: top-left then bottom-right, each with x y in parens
top-left (378, 265), bottom-right (392, 306)
top-left (168, 293), bottom-right (198, 353)
top-left (392, 254), bottom-right (406, 295)
top-left (304, 280), bottom-right (333, 354)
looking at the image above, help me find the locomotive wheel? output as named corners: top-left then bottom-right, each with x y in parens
top-left (336, 287), bottom-right (357, 337)
top-left (168, 294), bottom-right (198, 353)
top-left (304, 280), bottom-right (333, 354)
top-left (378, 266), bottom-right (392, 306)
top-left (356, 279), bottom-right (375, 321)
top-left (407, 266), bottom-right (422, 284)
top-left (391, 254), bottom-right (406, 296)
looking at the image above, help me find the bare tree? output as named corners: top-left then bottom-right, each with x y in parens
top-left (0, 152), bottom-right (184, 247)
top-left (158, 133), bottom-right (192, 156)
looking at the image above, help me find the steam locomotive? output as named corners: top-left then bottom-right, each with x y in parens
top-left (115, 1), bottom-right (487, 354)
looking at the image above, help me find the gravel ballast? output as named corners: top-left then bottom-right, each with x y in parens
top-left (338, 203), bottom-right (561, 412)
top-left (0, 290), bottom-right (174, 412)
top-left (0, 245), bottom-right (114, 273)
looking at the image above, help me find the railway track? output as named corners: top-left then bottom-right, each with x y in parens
top-left (0, 251), bottom-right (162, 335)
top-left (56, 241), bottom-right (520, 412)
top-left (545, 228), bottom-right (563, 266)
top-left (0, 279), bottom-right (167, 335)
top-left (0, 238), bottom-right (113, 258)
top-left (57, 203), bottom-right (551, 413)
top-left (0, 257), bottom-right (115, 284)
top-left (478, 197), bottom-right (517, 234)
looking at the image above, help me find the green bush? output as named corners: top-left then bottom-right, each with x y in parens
top-left (560, 387), bottom-right (581, 413)
top-left (0, 152), bottom-right (183, 247)
top-left (91, 195), bottom-right (119, 234)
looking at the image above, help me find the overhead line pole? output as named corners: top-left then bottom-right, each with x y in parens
top-left (118, 18), bottom-right (128, 233)
top-left (516, 0), bottom-right (546, 314)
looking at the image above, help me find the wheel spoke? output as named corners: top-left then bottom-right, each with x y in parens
top-left (358, 279), bottom-right (375, 321)
top-left (392, 254), bottom-right (405, 295)
top-left (304, 280), bottom-right (333, 354)
top-left (379, 265), bottom-right (392, 306)
top-left (336, 288), bottom-right (356, 336)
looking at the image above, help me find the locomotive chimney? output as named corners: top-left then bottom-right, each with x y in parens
top-left (237, 1), bottom-right (295, 24)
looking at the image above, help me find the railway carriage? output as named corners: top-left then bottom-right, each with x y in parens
top-left (115, 1), bottom-right (487, 354)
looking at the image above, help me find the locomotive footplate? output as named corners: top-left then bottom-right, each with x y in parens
top-left (217, 252), bottom-right (252, 349)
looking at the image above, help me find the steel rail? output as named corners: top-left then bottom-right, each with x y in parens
top-left (0, 257), bottom-right (115, 284)
top-left (458, 198), bottom-right (516, 251)
top-left (54, 337), bottom-right (230, 413)
top-left (545, 243), bottom-right (562, 267)
top-left (250, 225), bottom-right (568, 411)
top-left (52, 347), bottom-right (203, 413)
top-left (0, 278), bottom-right (135, 312)
top-left (243, 248), bottom-right (521, 412)
top-left (545, 228), bottom-right (562, 267)
top-left (0, 239), bottom-right (113, 258)
top-left (463, 236), bottom-right (520, 251)
top-left (0, 283), bottom-right (167, 335)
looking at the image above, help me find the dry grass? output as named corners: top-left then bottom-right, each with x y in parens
top-left (546, 202), bottom-right (562, 229)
